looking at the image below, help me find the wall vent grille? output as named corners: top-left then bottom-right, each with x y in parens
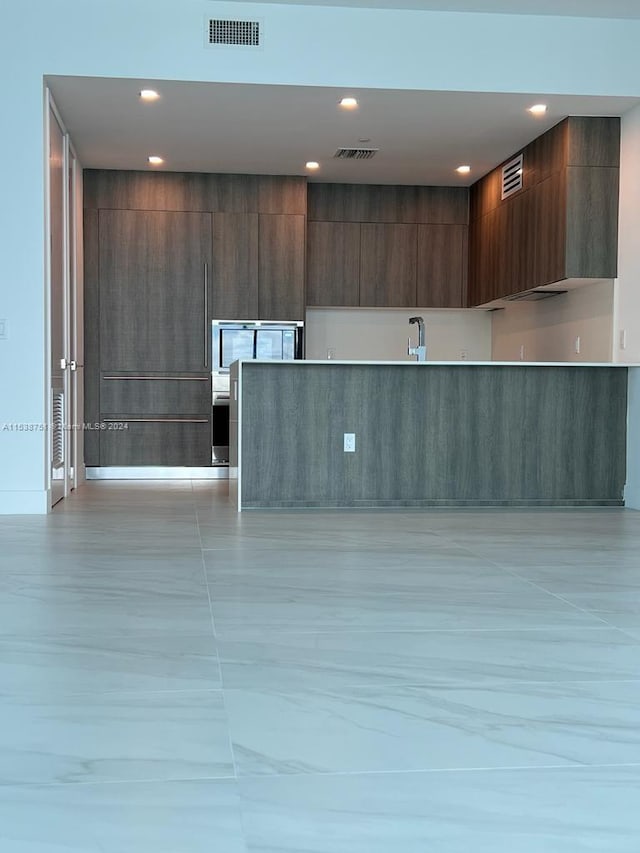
top-left (334, 148), bottom-right (379, 160)
top-left (501, 153), bottom-right (524, 200)
top-left (52, 391), bottom-right (64, 467)
top-left (208, 19), bottom-right (260, 46)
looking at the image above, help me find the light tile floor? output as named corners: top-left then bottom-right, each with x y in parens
top-left (1, 481), bottom-right (640, 851)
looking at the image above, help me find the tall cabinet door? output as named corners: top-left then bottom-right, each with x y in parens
top-left (258, 214), bottom-right (305, 320)
top-left (99, 210), bottom-right (212, 372)
top-left (211, 212), bottom-right (259, 319)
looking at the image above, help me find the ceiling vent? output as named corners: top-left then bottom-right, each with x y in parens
top-left (207, 19), bottom-right (261, 47)
top-left (334, 148), bottom-right (379, 160)
top-left (501, 153), bottom-right (524, 200)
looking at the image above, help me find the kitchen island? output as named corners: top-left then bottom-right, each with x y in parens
top-left (230, 361), bottom-right (632, 510)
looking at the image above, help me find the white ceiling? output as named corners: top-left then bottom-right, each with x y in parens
top-left (48, 76), bottom-right (638, 185)
top-left (224, 0), bottom-right (640, 18)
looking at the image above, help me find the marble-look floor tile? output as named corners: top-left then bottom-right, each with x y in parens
top-left (0, 569), bottom-right (213, 638)
top-left (0, 690), bottom-right (234, 784)
top-left (217, 626), bottom-right (640, 690)
top-left (505, 564), bottom-right (640, 594)
top-left (0, 779), bottom-right (247, 852)
top-left (202, 542), bottom-right (505, 570)
top-left (0, 550), bottom-right (206, 575)
top-left (0, 633), bottom-right (221, 697)
top-left (209, 588), bottom-right (601, 638)
top-left (239, 766), bottom-right (640, 852)
top-left (225, 681), bottom-right (640, 776)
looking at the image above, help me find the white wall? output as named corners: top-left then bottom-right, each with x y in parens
top-left (491, 280), bottom-right (615, 362)
top-left (615, 103), bottom-right (640, 364)
top-left (3, 0), bottom-right (640, 511)
top-left (306, 308), bottom-right (491, 361)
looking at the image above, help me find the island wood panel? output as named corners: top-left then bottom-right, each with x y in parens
top-left (83, 208), bottom-right (100, 465)
top-left (359, 223), bottom-right (417, 307)
top-left (99, 420), bottom-right (211, 466)
top-left (211, 212), bottom-right (259, 318)
top-left (416, 224), bottom-right (467, 307)
top-left (565, 166), bottom-right (619, 278)
top-left (239, 364), bottom-right (627, 507)
top-left (257, 214), bottom-right (306, 320)
top-left (99, 210), bottom-right (212, 372)
top-left (306, 221), bottom-right (361, 306)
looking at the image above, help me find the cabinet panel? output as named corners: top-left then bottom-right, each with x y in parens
top-left (360, 224), bottom-right (417, 307)
top-left (567, 117), bottom-right (620, 168)
top-left (257, 176), bottom-right (306, 214)
top-left (308, 183), bottom-right (469, 224)
top-left (306, 222), bottom-right (360, 306)
top-left (99, 210), bottom-right (212, 372)
top-left (565, 167), bottom-right (619, 278)
top-left (100, 376), bottom-right (211, 415)
top-left (99, 420), bottom-right (211, 466)
top-left (414, 187), bottom-right (469, 225)
top-left (211, 213), bottom-right (259, 318)
top-left (532, 172), bottom-right (567, 287)
top-left (417, 224), bottom-right (467, 307)
top-left (258, 214), bottom-right (306, 320)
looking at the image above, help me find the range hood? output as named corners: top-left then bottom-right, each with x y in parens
top-left (475, 278), bottom-right (613, 310)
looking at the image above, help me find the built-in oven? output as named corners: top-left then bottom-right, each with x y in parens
top-left (211, 320), bottom-right (304, 465)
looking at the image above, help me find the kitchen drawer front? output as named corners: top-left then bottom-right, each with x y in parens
top-left (100, 376), bottom-right (211, 415)
top-left (99, 419), bottom-right (211, 466)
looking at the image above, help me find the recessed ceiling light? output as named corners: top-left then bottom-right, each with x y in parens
top-left (528, 103), bottom-right (547, 115)
top-left (456, 165), bottom-right (471, 174)
top-left (339, 97), bottom-right (358, 110)
top-left (147, 155), bottom-right (164, 165)
top-left (306, 161), bottom-right (320, 171)
top-left (139, 89), bottom-right (160, 102)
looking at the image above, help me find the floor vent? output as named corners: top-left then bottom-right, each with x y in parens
top-left (501, 153), bottom-right (524, 200)
top-left (207, 19), bottom-right (261, 47)
top-left (334, 148), bottom-right (379, 160)
top-left (52, 390), bottom-right (64, 467)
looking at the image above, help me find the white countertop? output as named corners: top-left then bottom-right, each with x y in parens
top-left (237, 359), bottom-right (637, 368)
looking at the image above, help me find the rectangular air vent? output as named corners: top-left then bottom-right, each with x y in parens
top-left (208, 19), bottom-right (260, 47)
top-left (334, 148), bottom-right (379, 160)
top-left (501, 153), bottom-right (524, 200)
top-left (504, 289), bottom-right (567, 302)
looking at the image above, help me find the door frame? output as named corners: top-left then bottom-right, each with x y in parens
top-left (44, 88), bottom-right (82, 508)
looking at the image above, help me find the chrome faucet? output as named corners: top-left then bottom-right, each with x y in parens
top-left (408, 316), bottom-right (427, 361)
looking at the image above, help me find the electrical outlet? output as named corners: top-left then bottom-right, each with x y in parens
top-left (0, 319), bottom-right (7, 340)
top-left (519, 344), bottom-right (525, 361)
top-left (574, 335), bottom-right (581, 354)
top-left (620, 329), bottom-right (627, 351)
top-left (460, 349), bottom-right (468, 361)
top-left (343, 433), bottom-right (356, 452)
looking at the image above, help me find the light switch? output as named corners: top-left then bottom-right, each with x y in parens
top-left (343, 433), bottom-right (356, 452)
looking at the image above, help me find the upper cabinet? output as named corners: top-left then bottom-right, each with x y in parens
top-left (468, 117), bottom-right (620, 306)
top-left (307, 183), bottom-right (469, 308)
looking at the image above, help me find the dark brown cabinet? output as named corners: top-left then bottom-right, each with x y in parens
top-left (99, 210), bottom-right (212, 372)
top-left (306, 221), bottom-right (361, 306)
top-left (360, 224), bottom-right (417, 307)
top-left (417, 224), bottom-right (467, 308)
top-left (211, 212), bottom-right (259, 319)
top-left (306, 183), bottom-right (469, 309)
top-left (468, 116), bottom-right (620, 306)
top-left (258, 214), bottom-right (306, 319)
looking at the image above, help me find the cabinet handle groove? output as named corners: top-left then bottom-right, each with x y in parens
top-left (102, 418), bottom-right (209, 424)
top-left (102, 376), bottom-right (210, 381)
top-left (204, 262), bottom-right (209, 368)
